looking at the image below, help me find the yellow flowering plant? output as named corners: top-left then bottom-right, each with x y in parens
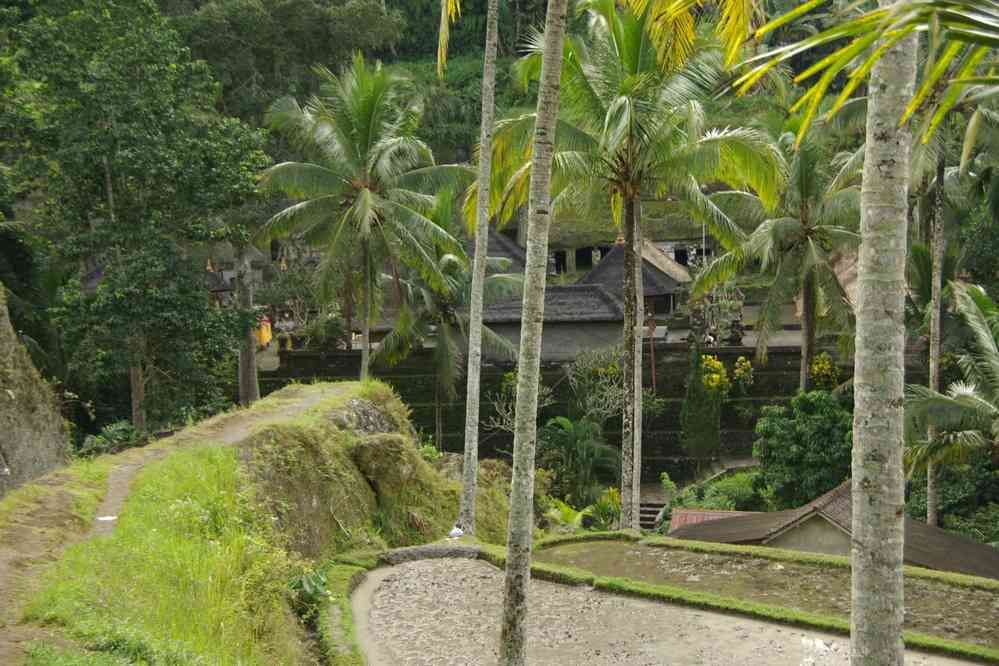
top-left (810, 352), bottom-right (841, 391)
top-left (733, 356), bottom-right (754, 396)
top-left (701, 355), bottom-right (731, 396)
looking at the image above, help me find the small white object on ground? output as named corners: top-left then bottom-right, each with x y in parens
top-left (448, 525), bottom-right (464, 539)
top-left (96, 516), bottom-right (117, 522)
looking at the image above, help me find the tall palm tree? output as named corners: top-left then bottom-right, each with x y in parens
top-left (499, 0), bottom-right (569, 662)
top-left (259, 54), bottom-right (463, 381)
top-left (494, 1), bottom-right (785, 527)
top-left (907, 281), bottom-right (999, 479)
top-left (849, 16), bottom-right (918, 661)
top-left (694, 134), bottom-right (860, 391)
top-left (376, 194), bottom-right (520, 447)
top-left (436, 0), bottom-right (503, 536)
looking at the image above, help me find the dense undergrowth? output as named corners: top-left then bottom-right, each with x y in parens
top-left (24, 381), bottom-right (509, 665)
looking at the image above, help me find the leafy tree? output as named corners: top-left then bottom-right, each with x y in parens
top-left (15, 0), bottom-right (268, 430)
top-left (55, 235), bottom-right (250, 430)
top-left (695, 134), bottom-right (861, 391)
top-left (259, 54), bottom-right (466, 381)
top-left (161, 0), bottom-right (405, 122)
top-left (754, 390), bottom-right (853, 509)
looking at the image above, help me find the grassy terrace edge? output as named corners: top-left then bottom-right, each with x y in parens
top-left (480, 534), bottom-right (999, 663)
top-left (535, 529), bottom-right (999, 592)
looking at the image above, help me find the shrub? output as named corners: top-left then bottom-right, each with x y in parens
top-left (944, 503), bottom-right (999, 546)
top-left (733, 356), bottom-right (754, 396)
top-left (709, 471), bottom-right (769, 511)
top-left (538, 417), bottom-right (619, 508)
top-left (566, 346), bottom-right (624, 426)
top-left (809, 352), bottom-right (842, 391)
top-left (77, 420), bottom-right (143, 457)
top-left (543, 498), bottom-right (590, 531)
top-left (681, 347), bottom-right (722, 462)
top-left (588, 487), bottom-right (621, 531)
top-left (418, 444), bottom-right (442, 463)
top-left (753, 391), bottom-right (852, 508)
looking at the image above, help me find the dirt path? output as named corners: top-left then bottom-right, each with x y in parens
top-left (0, 383), bottom-right (346, 664)
top-left (353, 558), bottom-right (976, 666)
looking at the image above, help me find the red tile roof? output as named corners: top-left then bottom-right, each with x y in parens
top-left (668, 508), bottom-right (758, 533)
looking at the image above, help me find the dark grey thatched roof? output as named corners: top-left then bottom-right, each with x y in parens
top-left (579, 241), bottom-right (689, 298)
top-left (482, 284), bottom-right (624, 324)
top-left (466, 229), bottom-right (526, 273)
top-left (669, 481), bottom-right (999, 580)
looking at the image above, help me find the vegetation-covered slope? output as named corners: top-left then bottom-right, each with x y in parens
top-left (0, 286), bottom-right (67, 498)
top-left (23, 381), bottom-right (509, 664)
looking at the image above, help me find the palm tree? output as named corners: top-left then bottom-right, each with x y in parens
top-left (848, 17), bottom-right (918, 662)
top-left (436, 0), bottom-right (502, 536)
top-left (694, 134), bottom-right (860, 391)
top-left (499, 0), bottom-right (569, 662)
top-left (494, 1), bottom-right (785, 527)
top-left (376, 195), bottom-right (519, 447)
top-left (736, 0), bottom-right (999, 143)
top-left (907, 281), bottom-right (999, 472)
top-left (259, 54), bottom-right (463, 381)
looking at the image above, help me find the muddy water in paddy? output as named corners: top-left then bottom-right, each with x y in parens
top-left (535, 541), bottom-right (999, 649)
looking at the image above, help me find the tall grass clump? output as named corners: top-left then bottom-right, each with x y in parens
top-left (25, 446), bottom-right (308, 665)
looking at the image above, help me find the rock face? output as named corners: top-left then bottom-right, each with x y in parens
top-left (0, 286), bottom-right (68, 498)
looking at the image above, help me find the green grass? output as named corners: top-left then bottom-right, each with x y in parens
top-left (25, 446), bottom-right (308, 666)
top-left (640, 535), bottom-right (999, 592)
top-left (0, 457), bottom-right (112, 534)
top-left (316, 564), bottom-right (369, 666)
top-left (534, 530), bottom-right (642, 551)
top-left (24, 643), bottom-right (132, 666)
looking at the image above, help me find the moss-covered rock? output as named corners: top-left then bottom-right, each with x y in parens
top-left (243, 381), bottom-right (509, 559)
top-left (242, 422), bottom-right (385, 559)
top-left (0, 286), bottom-right (68, 498)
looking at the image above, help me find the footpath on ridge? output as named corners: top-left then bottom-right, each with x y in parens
top-left (0, 383), bottom-right (347, 664)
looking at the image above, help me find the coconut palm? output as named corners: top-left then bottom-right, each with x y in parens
top-left (493, 0), bottom-right (785, 527)
top-left (738, 2), bottom-right (930, 659)
top-left (436, 0), bottom-right (503, 536)
top-left (259, 54), bottom-right (465, 381)
top-left (376, 195), bottom-right (519, 447)
top-left (499, 0), bottom-right (570, 662)
top-left (737, 0), bottom-right (999, 143)
top-left (907, 281), bottom-right (999, 471)
top-left (694, 134), bottom-right (860, 391)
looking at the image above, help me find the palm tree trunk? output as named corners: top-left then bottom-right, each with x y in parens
top-left (236, 244), bottom-right (260, 407)
top-left (927, 156), bottom-right (946, 527)
top-left (800, 271), bottom-right (817, 392)
top-left (621, 198), bottom-right (637, 530)
top-left (458, 0), bottom-right (500, 536)
top-left (499, 0), bottom-right (568, 662)
top-left (360, 240), bottom-right (371, 382)
top-left (850, 5), bottom-right (918, 663)
top-left (632, 200), bottom-right (644, 525)
top-left (435, 379), bottom-right (444, 451)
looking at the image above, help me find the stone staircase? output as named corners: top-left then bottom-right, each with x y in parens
top-left (639, 501), bottom-right (665, 530)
